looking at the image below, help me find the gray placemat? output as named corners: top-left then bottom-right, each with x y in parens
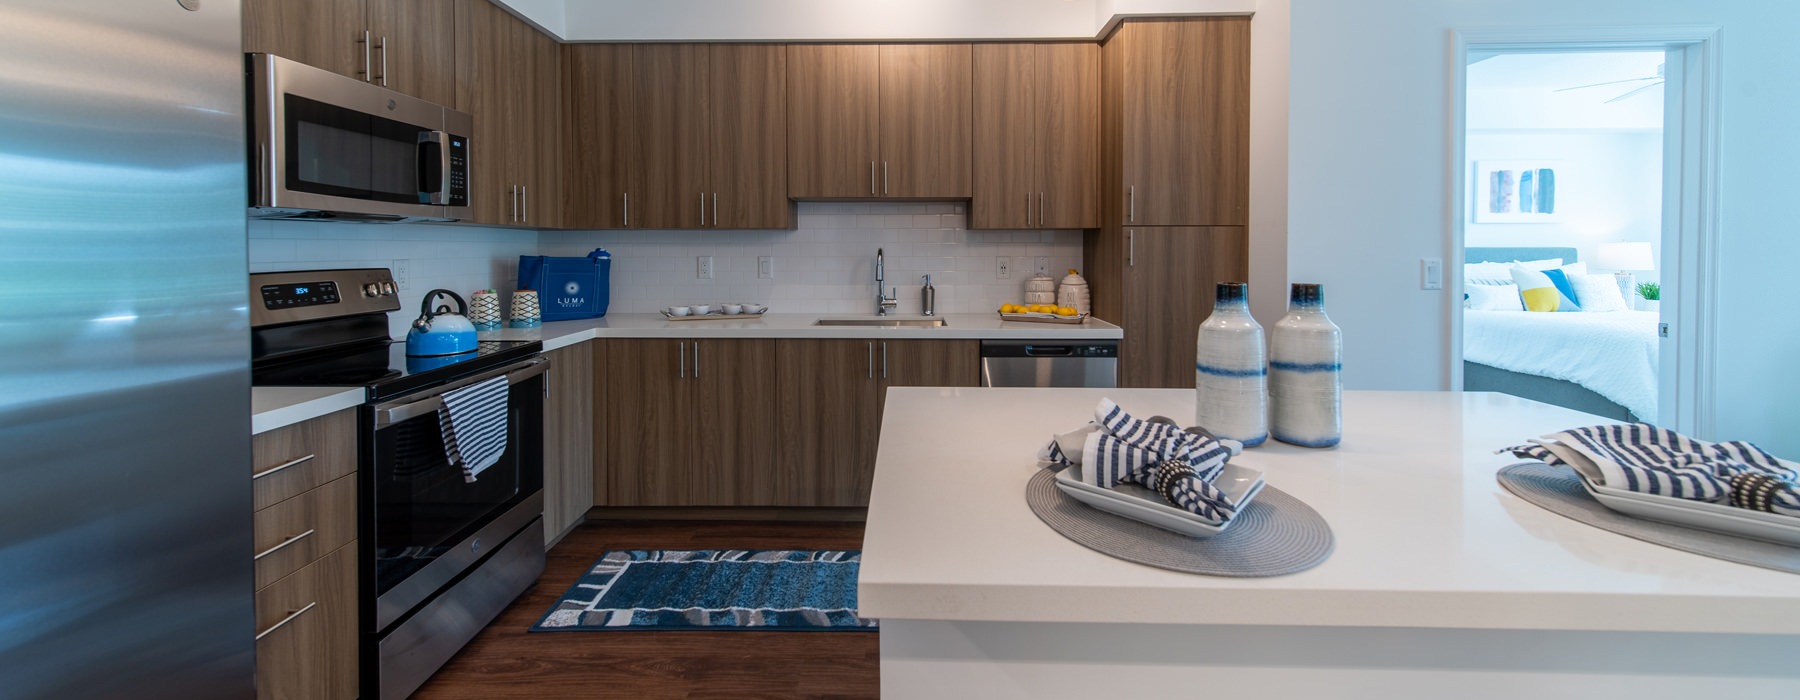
top-left (1025, 467), bottom-right (1333, 577)
top-left (1497, 462), bottom-right (1800, 574)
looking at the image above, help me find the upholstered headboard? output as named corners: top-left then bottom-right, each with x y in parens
top-left (1464, 246), bottom-right (1578, 265)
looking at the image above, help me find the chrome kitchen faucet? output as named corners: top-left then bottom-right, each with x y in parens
top-left (875, 248), bottom-right (897, 316)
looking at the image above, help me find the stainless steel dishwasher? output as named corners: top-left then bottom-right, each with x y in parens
top-left (980, 340), bottom-right (1119, 388)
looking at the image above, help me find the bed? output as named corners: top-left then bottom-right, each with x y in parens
top-left (1462, 246), bottom-right (1659, 422)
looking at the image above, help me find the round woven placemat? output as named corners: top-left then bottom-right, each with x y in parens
top-left (1497, 462), bottom-right (1800, 575)
top-left (1025, 467), bottom-right (1333, 577)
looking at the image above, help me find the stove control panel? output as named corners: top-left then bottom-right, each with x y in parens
top-left (249, 268), bottom-right (402, 329)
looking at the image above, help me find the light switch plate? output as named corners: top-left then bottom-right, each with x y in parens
top-left (1422, 257), bottom-right (1443, 290)
top-left (757, 256), bottom-right (773, 279)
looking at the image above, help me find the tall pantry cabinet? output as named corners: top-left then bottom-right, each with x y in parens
top-left (1087, 17), bottom-right (1252, 388)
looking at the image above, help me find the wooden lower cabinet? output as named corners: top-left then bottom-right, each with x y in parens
top-left (255, 543), bottom-right (358, 700)
top-left (601, 338), bottom-right (777, 506)
top-left (776, 339), bottom-right (978, 506)
top-left (543, 344), bottom-right (594, 544)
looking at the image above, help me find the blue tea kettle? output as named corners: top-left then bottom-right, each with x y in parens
top-left (405, 289), bottom-right (478, 357)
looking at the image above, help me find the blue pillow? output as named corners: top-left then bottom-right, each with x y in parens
top-left (1540, 268), bottom-right (1582, 311)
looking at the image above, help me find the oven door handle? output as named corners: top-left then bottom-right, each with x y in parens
top-left (374, 356), bottom-right (548, 428)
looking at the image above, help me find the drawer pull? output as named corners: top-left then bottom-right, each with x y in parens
top-left (253, 453), bottom-right (314, 480)
top-left (255, 601), bottom-right (317, 641)
top-left (253, 529), bottom-right (316, 560)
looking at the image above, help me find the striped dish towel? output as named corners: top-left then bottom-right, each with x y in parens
top-left (1043, 398), bottom-right (1240, 522)
top-left (438, 376), bottom-right (509, 483)
top-left (1504, 423), bottom-right (1799, 518)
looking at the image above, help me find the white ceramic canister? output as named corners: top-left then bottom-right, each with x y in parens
top-left (1056, 269), bottom-right (1090, 315)
top-left (1270, 283), bottom-right (1342, 447)
top-left (1195, 282), bottom-right (1267, 447)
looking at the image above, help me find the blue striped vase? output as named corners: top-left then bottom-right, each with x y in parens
top-left (1270, 283), bottom-right (1342, 447)
top-left (1195, 282), bottom-right (1267, 447)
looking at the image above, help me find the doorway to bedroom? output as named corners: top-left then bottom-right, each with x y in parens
top-left (1459, 50), bottom-right (1665, 424)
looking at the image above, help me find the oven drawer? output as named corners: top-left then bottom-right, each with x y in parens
top-left (256, 541), bottom-right (358, 700)
top-left (253, 408), bottom-right (356, 510)
top-left (254, 473), bottom-right (356, 589)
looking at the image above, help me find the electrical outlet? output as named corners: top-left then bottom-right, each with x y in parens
top-left (758, 255), bottom-right (774, 279)
top-left (1034, 257), bottom-right (1051, 276)
top-left (1421, 257), bottom-right (1443, 290)
top-left (996, 256), bottom-right (1010, 280)
top-left (391, 259), bottom-right (409, 290)
top-left (697, 255), bottom-right (713, 280)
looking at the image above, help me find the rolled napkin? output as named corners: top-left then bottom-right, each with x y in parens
top-left (1503, 423), bottom-right (1799, 518)
top-left (1042, 398), bottom-right (1242, 522)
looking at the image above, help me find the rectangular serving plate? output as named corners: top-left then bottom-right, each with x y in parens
top-left (1579, 478), bottom-right (1800, 546)
top-left (1053, 463), bottom-right (1265, 537)
top-left (997, 312), bottom-right (1088, 324)
top-left (661, 311), bottom-right (766, 321)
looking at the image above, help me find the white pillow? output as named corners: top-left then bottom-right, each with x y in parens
top-left (1560, 260), bottom-right (1588, 277)
top-left (1569, 274), bottom-right (1628, 312)
top-left (1465, 283), bottom-right (1524, 311)
top-left (1465, 258), bottom-right (1576, 284)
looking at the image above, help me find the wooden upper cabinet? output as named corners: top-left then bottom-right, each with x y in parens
top-left (525, 23), bottom-right (564, 228)
top-left (709, 44), bottom-right (790, 229)
top-left (563, 44), bottom-right (639, 229)
top-left (972, 42), bottom-right (1098, 229)
top-left (787, 44), bottom-right (881, 199)
top-left (1106, 18), bottom-right (1249, 227)
top-left (245, 0), bottom-right (454, 105)
top-left (787, 44), bottom-right (970, 199)
top-left (635, 44), bottom-right (712, 230)
top-left (454, 0), bottom-right (519, 226)
top-left (878, 44), bottom-right (973, 199)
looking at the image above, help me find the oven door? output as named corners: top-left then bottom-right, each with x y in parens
top-left (365, 356), bottom-right (545, 632)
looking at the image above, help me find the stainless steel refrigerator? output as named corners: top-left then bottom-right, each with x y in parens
top-left (0, 2), bottom-right (253, 698)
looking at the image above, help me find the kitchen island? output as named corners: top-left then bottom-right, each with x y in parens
top-left (859, 389), bottom-right (1800, 698)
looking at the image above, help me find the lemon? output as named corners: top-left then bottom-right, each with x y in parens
top-left (1001, 304), bottom-right (1017, 314)
top-left (1056, 306), bottom-right (1077, 316)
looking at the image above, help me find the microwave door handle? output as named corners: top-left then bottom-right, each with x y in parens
top-left (418, 130), bottom-right (450, 205)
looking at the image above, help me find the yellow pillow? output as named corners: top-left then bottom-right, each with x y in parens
top-left (1509, 265), bottom-right (1581, 312)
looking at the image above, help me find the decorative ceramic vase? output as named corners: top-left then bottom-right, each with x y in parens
top-left (1025, 274), bottom-right (1058, 305)
top-left (1270, 283), bottom-right (1342, 448)
top-left (1057, 269), bottom-right (1091, 315)
top-left (508, 289), bottom-right (541, 328)
top-left (1195, 282), bottom-right (1267, 447)
top-left (469, 289), bottom-right (502, 331)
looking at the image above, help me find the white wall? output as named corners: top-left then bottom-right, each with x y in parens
top-left (247, 220), bottom-right (538, 339)
top-left (1288, 0), bottom-right (1800, 453)
top-left (539, 201), bottom-right (1083, 315)
top-left (1464, 130), bottom-right (1663, 285)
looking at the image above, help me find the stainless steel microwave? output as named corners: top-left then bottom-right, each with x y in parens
top-left (248, 53), bottom-right (470, 222)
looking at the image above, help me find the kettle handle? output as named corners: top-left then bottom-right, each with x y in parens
top-left (415, 289), bottom-right (468, 327)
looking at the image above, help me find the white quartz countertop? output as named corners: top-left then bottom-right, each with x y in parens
top-left (478, 312), bottom-right (1121, 351)
top-left (858, 389), bottom-right (1800, 635)
top-left (252, 313), bottom-right (1119, 432)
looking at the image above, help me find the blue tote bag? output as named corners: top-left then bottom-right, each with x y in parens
top-left (517, 248), bottom-right (611, 321)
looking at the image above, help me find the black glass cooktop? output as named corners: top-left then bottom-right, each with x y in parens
top-left (253, 337), bottom-right (542, 402)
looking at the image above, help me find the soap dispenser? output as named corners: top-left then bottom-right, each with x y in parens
top-left (921, 275), bottom-right (936, 316)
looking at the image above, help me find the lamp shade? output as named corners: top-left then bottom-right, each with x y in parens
top-left (1596, 242), bottom-right (1655, 271)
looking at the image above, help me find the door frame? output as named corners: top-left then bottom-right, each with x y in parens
top-left (1447, 25), bottom-right (1723, 436)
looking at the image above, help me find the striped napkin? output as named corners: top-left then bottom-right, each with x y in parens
top-left (1043, 398), bottom-right (1241, 522)
top-left (438, 376), bottom-right (510, 483)
top-left (1504, 423), bottom-right (1799, 518)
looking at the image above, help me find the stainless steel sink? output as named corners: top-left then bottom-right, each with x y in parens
top-left (813, 318), bottom-right (949, 328)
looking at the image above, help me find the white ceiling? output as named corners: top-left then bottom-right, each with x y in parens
top-left (1467, 51), bottom-right (1666, 130)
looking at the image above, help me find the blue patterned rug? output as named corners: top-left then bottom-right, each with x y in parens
top-left (530, 550), bottom-right (878, 631)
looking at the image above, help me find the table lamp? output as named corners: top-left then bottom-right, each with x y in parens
top-left (1595, 242), bottom-right (1654, 306)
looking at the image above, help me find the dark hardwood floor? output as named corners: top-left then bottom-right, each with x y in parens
top-left (411, 520), bottom-right (879, 700)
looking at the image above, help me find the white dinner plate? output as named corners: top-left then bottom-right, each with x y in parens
top-left (1053, 463), bottom-right (1265, 537)
top-left (1578, 477), bottom-right (1800, 546)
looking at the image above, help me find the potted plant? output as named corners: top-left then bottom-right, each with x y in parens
top-left (1636, 282), bottom-right (1661, 312)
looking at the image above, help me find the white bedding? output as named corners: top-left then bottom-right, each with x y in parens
top-left (1463, 310), bottom-right (1659, 422)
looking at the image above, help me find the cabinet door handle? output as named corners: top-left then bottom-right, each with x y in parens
top-left (254, 529), bottom-right (316, 560)
top-left (252, 453), bottom-right (314, 480)
top-left (1128, 229), bottom-right (1134, 267)
top-left (712, 193), bottom-right (718, 227)
top-left (521, 185), bottom-right (528, 224)
top-left (1026, 192), bottom-right (1032, 228)
top-left (870, 161), bottom-right (876, 195)
top-left (693, 341), bottom-right (700, 379)
top-left (1128, 186), bottom-right (1135, 223)
top-left (623, 192), bottom-right (630, 227)
top-left (376, 35), bottom-right (388, 86)
top-left (699, 191), bottom-right (706, 226)
top-left (508, 184), bottom-right (517, 223)
top-left (867, 342), bottom-right (873, 380)
top-left (881, 341), bottom-right (888, 380)
top-left (883, 161), bottom-right (889, 195)
top-left (359, 30), bottom-right (371, 81)
top-left (679, 341), bottom-right (686, 378)
top-left (255, 601), bottom-right (317, 641)
top-left (1040, 192), bottom-right (1046, 228)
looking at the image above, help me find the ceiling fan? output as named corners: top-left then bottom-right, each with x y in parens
top-left (1553, 63), bottom-right (1664, 103)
